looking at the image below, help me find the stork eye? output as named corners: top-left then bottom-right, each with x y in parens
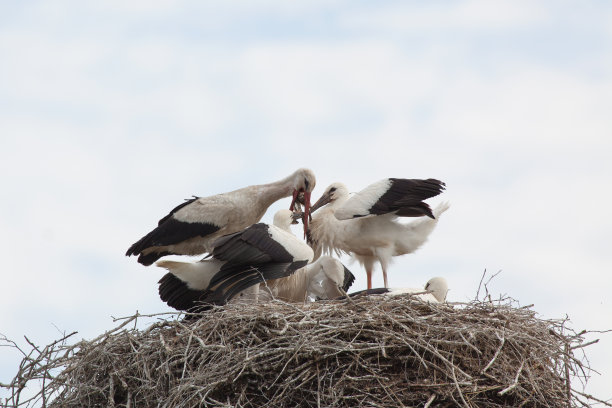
top-left (304, 178), bottom-right (310, 190)
top-left (329, 187), bottom-right (337, 193)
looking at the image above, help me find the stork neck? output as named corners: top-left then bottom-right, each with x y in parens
top-left (256, 174), bottom-right (296, 208)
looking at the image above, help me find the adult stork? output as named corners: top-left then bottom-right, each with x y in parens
top-left (259, 209), bottom-right (356, 303)
top-left (126, 168), bottom-right (316, 266)
top-left (348, 277), bottom-right (449, 303)
top-left (156, 220), bottom-right (314, 313)
top-left (307, 178), bottom-right (447, 289)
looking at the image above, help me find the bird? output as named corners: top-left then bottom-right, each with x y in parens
top-left (307, 178), bottom-right (447, 289)
top-left (258, 209), bottom-right (356, 303)
top-left (259, 255), bottom-right (356, 303)
top-left (155, 220), bottom-right (314, 313)
top-left (126, 168), bottom-right (316, 266)
top-left (348, 277), bottom-right (449, 303)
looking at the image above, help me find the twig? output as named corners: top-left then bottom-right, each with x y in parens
top-left (498, 359), bottom-right (525, 396)
top-left (482, 331), bottom-right (505, 373)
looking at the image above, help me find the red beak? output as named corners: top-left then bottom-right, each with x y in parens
top-left (302, 191), bottom-right (311, 239)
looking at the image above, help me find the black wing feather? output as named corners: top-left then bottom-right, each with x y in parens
top-left (369, 178), bottom-right (445, 218)
top-left (212, 223), bottom-right (294, 265)
top-left (342, 265), bottom-right (356, 292)
top-left (347, 288), bottom-right (391, 298)
top-left (126, 218), bottom-right (221, 258)
top-left (211, 261), bottom-right (308, 298)
top-left (158, 272), bottom-right (210, 312)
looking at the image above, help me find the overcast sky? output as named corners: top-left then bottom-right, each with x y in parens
top-left (1, 0), bottom-right (611, 402)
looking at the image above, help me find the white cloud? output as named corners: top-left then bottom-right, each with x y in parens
top-left (341, 0), bottom-right (548, 32)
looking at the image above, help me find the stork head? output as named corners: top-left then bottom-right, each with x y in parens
top-left (424, 277), bottom-right (448, 303)
top-left (272, 209), bottom-right (301, 233)
top-left (288, 168), bottom-right (316, 237)
top-left (310, 182), bottom-right (349, 213)
top-left (306, 256), bottom-right (345, 300)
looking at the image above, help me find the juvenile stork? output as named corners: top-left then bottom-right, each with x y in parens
top-left (348, 277), bottom-right (449, 303)
top-left (156, 220), bottom-right (314, 313)
top-left (263, 255), bottom-right (356, 303)
top-left (259, 209), bottom-right (356, 303)
top-left (126, 168), bottom-right (316, 265)
top-left (307, 178), bottom-right (447, 289)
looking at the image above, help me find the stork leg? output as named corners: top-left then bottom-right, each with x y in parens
top-left (379, 257), bottom-right (389, 288)
top-left (360, 257), bottom-right (375, 289)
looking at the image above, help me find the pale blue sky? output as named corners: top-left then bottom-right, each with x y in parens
top-left (1, 0), bottom-right (611, 402)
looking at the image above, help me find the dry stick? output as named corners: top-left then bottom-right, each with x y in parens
top-left (573, 390), bottom-right (612, 407)
top-left (181, 331), bottom-right (194, 380)
top-left (482, 331), bottom-right (505, 373)
top-left (458, 331), bottom-right (483, 356)
top-left (450, 358), bottom-right (471, 408)
top-left (564, 342), bottom-right (572, 407)
top-left (570, 338), bottom-right (599, 350)
top-left (423, 393), bottom-right (436, 408)
top-left (23, 335), bottom-right (42, 355)
top-left (475, 269), bottom-right (488, 300)
top-left (498, 359), bottom-right (526, 396)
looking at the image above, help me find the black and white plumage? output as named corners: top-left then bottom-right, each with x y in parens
top-left (126, 168), bottom-right (316, 266)
top-left (257, 209), bottom-right (355, 303)
top-left (348, 277), bottom-right (449, 303)
top-left (156, 221), bottom-right (314, 313)
top-left (308, 178), bottom-right (447, 289)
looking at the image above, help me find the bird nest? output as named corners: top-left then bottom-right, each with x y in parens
top-left (2, 294), bottom-right (609, 408)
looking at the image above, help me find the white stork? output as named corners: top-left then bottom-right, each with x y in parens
top-left (126, 168), bottom-right (316, 265)
top-left (155, 220), bottom-right (314, 313)
top-left (307, 178), bottom-right (447, 289)
top-left (348, 277), bottom-right (449, 303)
top-left (257, 209), bottom-right (356, 303)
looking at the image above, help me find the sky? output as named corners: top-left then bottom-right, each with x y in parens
top-left (1, 0), bottom-right (611, 403)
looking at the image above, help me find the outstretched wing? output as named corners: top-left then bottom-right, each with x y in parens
top-left (335, 178), bottom-right (445, 220)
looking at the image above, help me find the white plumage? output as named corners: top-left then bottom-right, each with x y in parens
top-left (349, 277), bottom-right (449, 303)
top-left (308, 179), bottom-right (447, 289)
top-left (261, 255), bottom-right (355, 303)
top-left (127, 168), bottom-right (316, 265)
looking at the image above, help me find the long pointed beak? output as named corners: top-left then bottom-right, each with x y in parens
top-left (302, 191), bottom-right (311, 239)
top-left (310, 192), bottom-right (331, 214)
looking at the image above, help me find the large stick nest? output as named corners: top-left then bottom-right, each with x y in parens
top-left (2, 294), bottom-right (608, 408)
